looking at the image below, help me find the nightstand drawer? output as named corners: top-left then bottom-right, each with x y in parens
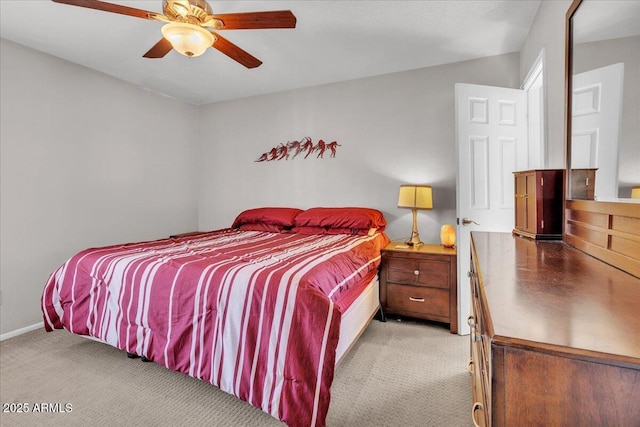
top-left (387, 258), bottom-right (450, 289)
top-left (379, 242), bottom-right (457, 333)
top-left (386, 284), bottom-right (450, 318)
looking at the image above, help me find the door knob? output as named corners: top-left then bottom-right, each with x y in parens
top-left (461, 218), bottom-right (479, 226)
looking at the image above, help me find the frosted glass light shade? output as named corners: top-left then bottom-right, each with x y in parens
top-left (161, 22), bottom-right (214, 57)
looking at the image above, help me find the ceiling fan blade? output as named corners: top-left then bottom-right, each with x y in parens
top-left (211, 32), bottom-right (262, 69)
top-left (51, 0), bottom-right (166, 21)
top-left (143, 38), bottom-right (173, 59)
top-left (212, 11), bottom-right (296, 30)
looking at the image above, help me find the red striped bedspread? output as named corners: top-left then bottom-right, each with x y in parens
top-left (41, 229), bottom-right (390, 427)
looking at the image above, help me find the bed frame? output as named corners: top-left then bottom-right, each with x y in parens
top-left (335, 277), bottom-right (380, 365)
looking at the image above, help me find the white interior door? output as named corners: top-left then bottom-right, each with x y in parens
top-left (455, 83), bottom-right (528, 335)
top-left (572, 63), bottom-right (624, 200)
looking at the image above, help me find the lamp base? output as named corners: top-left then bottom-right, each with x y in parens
top-left (406, 209), bottom-right (423, 247)
top-left (406, 232), bottom-right (423, 247)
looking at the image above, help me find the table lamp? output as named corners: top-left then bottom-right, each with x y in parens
top-left (398, 184), bottom-right (433, 246)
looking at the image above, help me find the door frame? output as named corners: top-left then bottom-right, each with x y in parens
top-left (522, 48), bottom-right (547, 169)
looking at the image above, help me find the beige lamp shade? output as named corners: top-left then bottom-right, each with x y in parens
top-left (398, 185), bottom-right (433, 246)
top-left (632, 186), bottom-right (640, 199)
top-left (397, 185), bottom-right (433, 209)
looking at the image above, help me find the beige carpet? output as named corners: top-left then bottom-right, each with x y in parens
top-left (0, 319), bottom-right (472, 427)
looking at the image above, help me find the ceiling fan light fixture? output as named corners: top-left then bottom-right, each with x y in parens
top-left (161, 22), bottom-right (214, 57)
top-left (173, 3), bottom-right (189, 17)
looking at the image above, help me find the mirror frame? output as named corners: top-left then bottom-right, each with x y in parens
top-left (564, 0), bottom-right (582, 203)
top-left (563, 0), bottom-right (581, 239)
top-left (564, 0), bottom-right (640, 277)
top-left (565, 0), bottom-right (639, 203)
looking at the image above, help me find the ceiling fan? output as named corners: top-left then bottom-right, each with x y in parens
top-left (51, 0), bottom-right (297, 68)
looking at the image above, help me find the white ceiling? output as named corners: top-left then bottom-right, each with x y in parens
top-left (0, 0), bottom-right (541, 105)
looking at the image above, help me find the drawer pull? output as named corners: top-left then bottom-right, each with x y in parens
top-left (409, 297), bottom-right (425, 303)
top-left (467, 359), bottom-right (474, 374)
top-left (467, 315), bottom-right (475, 327)
top-left (472, 402), bottom-right (484, 427)
top-left (414, 270), bottom-right (420, 276)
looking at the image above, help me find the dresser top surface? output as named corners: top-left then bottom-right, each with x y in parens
top-left (471, 232), bottom-right (640, 361)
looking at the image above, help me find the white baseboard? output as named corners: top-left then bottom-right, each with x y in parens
top-left (0, 322), bottom-right (44, 341)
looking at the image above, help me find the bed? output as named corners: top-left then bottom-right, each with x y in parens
top-left (41, 207), bottom-right (390, 427)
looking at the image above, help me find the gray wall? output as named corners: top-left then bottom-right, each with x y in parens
top-left (520, 0), bottom-right (572, 169)
top-left (0, 39), bottom-right (199, 335)
top-left (196, 53), bottom-right (521, 241)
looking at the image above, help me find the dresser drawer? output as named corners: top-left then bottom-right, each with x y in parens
top-left (470, 334), bottom-right (489, 427)
top-left (386, 257), bottom-right (450, 289)
top-left (472, 288), bottom-right (485, 334)
top-left (386, 284), bottom-right (450, 318)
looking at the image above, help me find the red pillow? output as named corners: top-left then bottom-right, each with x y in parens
top-left (294, 207), bottom-right (386, 230)
top-left (239, 223), bottom-right (285, 233)
top-left (232, 207), bottom-right (303, 229)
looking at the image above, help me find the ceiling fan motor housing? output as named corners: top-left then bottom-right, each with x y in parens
top-left (163, 0), bottom-right (217, 26)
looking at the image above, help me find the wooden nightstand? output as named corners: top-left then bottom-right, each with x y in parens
top-left (380, 242), bottom-right (458, 333)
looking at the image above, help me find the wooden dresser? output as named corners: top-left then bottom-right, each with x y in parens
top-left (379, 242), bottom-right (457, 333)
top-left (468, 232), bottom-right (640, 427)
top-left (513, 169), bottom-right (564, 239)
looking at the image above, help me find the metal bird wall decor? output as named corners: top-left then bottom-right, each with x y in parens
top-left (255, 137), bottom-right (341, 162)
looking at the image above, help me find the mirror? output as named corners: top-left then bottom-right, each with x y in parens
top-left (566, 0), bottom-right (640, 201)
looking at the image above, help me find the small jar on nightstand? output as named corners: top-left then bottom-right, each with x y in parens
top-left (379, 242), bottom-right (458, 333)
